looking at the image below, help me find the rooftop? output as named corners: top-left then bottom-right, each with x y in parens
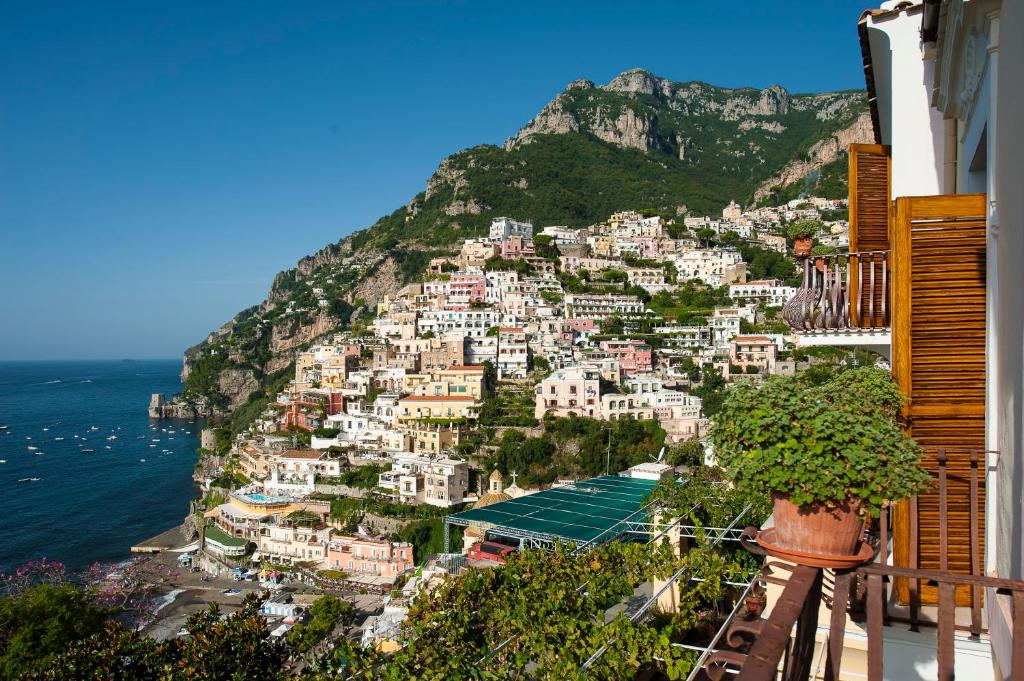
top-left (446, 475), bottom-right (659, 546)
top-left (204, 524), bottom-right (247, 547)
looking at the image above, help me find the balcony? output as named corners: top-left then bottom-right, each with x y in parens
top-left (782, 251), bottom-right (891, 348)
top-left (694, 447), bottom-right (1023, 681)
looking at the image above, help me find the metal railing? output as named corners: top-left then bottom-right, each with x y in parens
top-left (783, 250), bottom-right (889, 332)
top-left (699, 447), bottom-right (1024, 681)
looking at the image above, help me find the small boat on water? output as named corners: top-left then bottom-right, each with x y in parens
top-left (27, 446), bottom-right (38, 451)
top-left (0, 425), bottom-right (8, 430)
top-left (0, 460), bottom-right (6, 464)
top-left (139, 459), bottom-right (146, 463)
top-left (54, 437), bottom-right (64, 441)
top-left (42, 427), bottom-right (48, 432)
top-left (18, 477), bottom-right (41, 483)
top-left (82, 449), bottom-right (94, 453)
top-left (90, 426), bottom-right (98, 431)
top-left (104, 445), bottom-right (112, 450)
top-left (107, 435), bottom-right (117, 440)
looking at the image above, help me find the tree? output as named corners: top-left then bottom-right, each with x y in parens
top-left (691, 366), bottom-right (727, 417)
top-left (0, 584), bottom-right (110, 680)
top-left (695, 227), bottom-right (716, 247)
top-left (36, 596), bottom-right (290, 681)
top-left (667, 438), bottom-right (705, 467)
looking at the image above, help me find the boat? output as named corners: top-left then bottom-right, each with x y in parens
top-left (105, 445), bottom-right (112, 450)
top-left (90, 426), bottom-right (98, 431)
top-left (107, 435), bottom-right (117, 440)
top-left (42, 427), bottom-right (48, 432)
top-left (139, 459), bottom-right (146, 463)
top-left (54, 437), bottom-right (64, 441)
top-left (0, 460), bottom-right (6, 464)
top-left (0, 425), bottom-right (8, 430)
top-left (27, 446), bottom-right (38, 451)
top-left (18, 477), bottom-right (41, 482)
top-left (82, 449), bottom-right (94, 453)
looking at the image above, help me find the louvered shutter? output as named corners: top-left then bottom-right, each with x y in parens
top-left (891, 194), bottom-right (987, 607)
top-left (848, 144), bottom-right (891, 328)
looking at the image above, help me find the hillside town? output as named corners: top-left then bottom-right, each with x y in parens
top-left (182, 196), bottom-right (849, 646)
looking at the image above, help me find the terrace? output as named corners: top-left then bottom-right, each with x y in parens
top-left (681, 446), bottom-right (1024, 681)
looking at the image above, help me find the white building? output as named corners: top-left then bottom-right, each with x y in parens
top-left (489, 216), bottom-right (533, 242)
top-left (728, 279), bottom-right (797, 306)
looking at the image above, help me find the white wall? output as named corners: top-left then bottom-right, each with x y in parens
top-left (867, 8), bottom-right (949, 197)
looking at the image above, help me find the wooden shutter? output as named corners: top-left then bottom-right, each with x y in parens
top-left (848, 144), bottom-right (891, 327)
top-left (891, 194), bottom-right (987, 606)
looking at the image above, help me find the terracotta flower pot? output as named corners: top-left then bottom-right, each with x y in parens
top-left (743, 589), bottom-right (767, 619)
top-left (814, 257), bottom-right (826, 272)
top-left (770, 492), bottom-right (864, 556)
top-left (793, 237), bottom-right (813, 258)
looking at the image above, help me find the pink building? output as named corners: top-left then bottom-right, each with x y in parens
top-left (534, 366), bottom-right (603, 419)
top-left (598, 339), bottom-right (653, 376)
top-left (500, 235), bottom-right (536, 259)
top-left (728, 335), bottom-right (777, 375)
top-left (448, 274), bottom-right (486, 304)
top-left (327, 535), bottom-right (414, 579)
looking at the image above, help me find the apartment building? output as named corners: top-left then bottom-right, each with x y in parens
top-left (534, 365), bottom-right (603, 419)
top-left (326, 536), bottom-right (414, 579)
top-left (728, 279), bottom-right (797, 306)
top-left (489, 216), bottom-right (532, 241)
top-left (563, 293), bottom-right (646, 320)
top-left (396, 395), bottom-right (481, 424)
top-left (496, 327), bottom-right (529, 379)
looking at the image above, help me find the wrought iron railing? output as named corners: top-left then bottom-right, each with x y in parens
top-left (698, 448), bottom-right (1024, 681)
top-left (783, 250), bottom-right (889, 332)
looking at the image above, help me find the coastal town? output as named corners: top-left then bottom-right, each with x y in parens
top-left (139, 196), bottom-right (852, 650)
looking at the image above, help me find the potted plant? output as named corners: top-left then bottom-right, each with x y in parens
top-left (710, 368), bottom-right (931, 557)
top-left (786, 220), bottom-right (823, 258)
top-left (810, 244), bottom-right (839, 272)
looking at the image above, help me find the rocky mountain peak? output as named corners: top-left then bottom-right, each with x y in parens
top-left (565, 78), bottom-right (595, 91)
top-left (603, 68), bottom-right (661, 96)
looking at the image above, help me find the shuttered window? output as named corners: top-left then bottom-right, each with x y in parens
top-left (891, 193), bottom-right (987, 606)
top-left (848, 144), bottom-right (892, 328)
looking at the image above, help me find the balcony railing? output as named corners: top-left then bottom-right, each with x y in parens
top-left (783, 251), bottom-right (889, 333)
top-left (697, 447), bottom-right (1024, 681)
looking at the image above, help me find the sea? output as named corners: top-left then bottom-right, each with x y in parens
top-left (0, 360), bottom-right (200, 575)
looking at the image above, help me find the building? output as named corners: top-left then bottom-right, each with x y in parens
top-left (259, 520), bottom-right (333, 567)
top-left (489, 216), bottom-right (533, 241)
top-left (326, 536), bottom-right (413, 579)
top-left (563, 294), bottom-right (646, 320)
top-left (378, 453), bottom-right (470, 507)
top-left (396, 395), bottom-right (481, 424)
top-left (268, 449), bottom-right (347, 493)
top-left (496, 327), bottom-right (529, 379)
top-left (597, 339), bottom-right (653, 376)
top-left (728, 335), bottom-right (777, 375)
top-left (534, 365), bottom-right (603, 419)
top-left (728, 279), bottom-right (797, 306)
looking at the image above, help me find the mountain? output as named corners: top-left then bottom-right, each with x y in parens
top-left (170, 69), bottom-right (870, 425)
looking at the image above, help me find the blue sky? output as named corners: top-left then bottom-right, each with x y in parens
top-left (0, 0), bottom-right (870, 360)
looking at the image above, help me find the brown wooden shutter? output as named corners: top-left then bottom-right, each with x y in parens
top-left (848, 144), bottom-right (891, 327)
top-left (891, 193), bottom-right (987, 606)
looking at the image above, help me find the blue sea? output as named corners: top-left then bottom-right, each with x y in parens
top-left (0, 360), bottom-right (200, 574)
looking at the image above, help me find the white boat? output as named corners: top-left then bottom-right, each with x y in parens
top-left (90, 426), bottom-right (98, 431)
top-left (107, 435), bottom-right (117, 440)
top-left (54, 437), bottom-right (64, 441)
top-left (0, 425), bottom-right (8, 430)
top-left (82, 449), bottom-right (94, 453)
top-left (139, 459), bottom-right (146, 463)
top-left (27, 446), bottom-right (38, 451)
top-left (105, 445), bottom-right (112, 450)
top-left (0, 460), bottom-right (6, 464)
top-left (42, 428), bottom-right (48, 432)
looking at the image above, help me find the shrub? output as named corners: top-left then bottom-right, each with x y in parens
top-left (709, 368), bottom-right (930, 517)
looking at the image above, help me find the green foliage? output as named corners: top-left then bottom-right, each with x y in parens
top-left (286, 596), bottom-right (355, 654)
top-left (647, 282), bottom-right (732, 323)
top-left (336, 465), bottom-right (385, 490)
top-left (691, 366), bottom-right (726, 417)
top-left (397, 519), bottom-right (448, 561)
top-left (311, 427), bottom-right (340, 439)
top-left (785, 219), bottom-right (824, 241)
top-left (309, 540), bottom-right (709, 680)
top-left (0, 584), bottom-right (110, 680)
top-left (33, 596), bottom-right (289, 681)
top-left (491, 430), bottom-right (556, 485)
top-left (478, 385), bottom-right (538, 427)
top-left (543, 414), bottom-right (667, 478)
top-left (666, 438), bottom-right (705, 467)
top-left (710, 368), bottom-right (931, 516)
top-left (484, 256), bottom-right (534, 275)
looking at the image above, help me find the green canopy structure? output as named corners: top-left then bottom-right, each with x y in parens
top-left (444, 475), bottom-right (659, 551)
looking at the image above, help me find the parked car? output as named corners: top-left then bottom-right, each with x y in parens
top-left (467, 540), bottom-right (517, 565)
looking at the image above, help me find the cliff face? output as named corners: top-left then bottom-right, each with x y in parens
top-left (173, 68), bottom-right (870, 426)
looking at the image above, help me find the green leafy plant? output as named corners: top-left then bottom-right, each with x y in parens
top-left (709, 367), bottom-right (931, 517)
top-left (785, 220), bottom-right (823, 241)
top-left (810, 244), bottom-right (838, 256)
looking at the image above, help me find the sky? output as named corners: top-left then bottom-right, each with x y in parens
top-left (0, 0), bottom-right (871, 360)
